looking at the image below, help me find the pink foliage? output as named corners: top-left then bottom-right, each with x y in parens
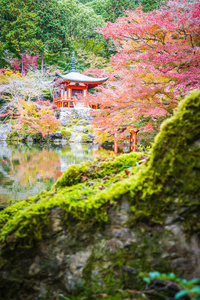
top-left (36, 100), bottom-right (59, 111)
top-left (9, 58), bottom-right (21, 72)
top-left (84, 68), bottom-right (107, 78)
top-left (9, 53), bottom-right (39, 74)
top-left (88, 0), bottom-right (200, 139)
top-left (0, 68), bottom-right (5, 74)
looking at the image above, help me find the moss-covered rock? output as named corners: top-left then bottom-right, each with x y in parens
top-left (61, 129), bottom-right (72, 140)
top-left (7, 129), bottom-right (18, 141)
top-left (0, 90), bottom-right (200, 299)
top-left (126, 89), bottom-right (200, 230)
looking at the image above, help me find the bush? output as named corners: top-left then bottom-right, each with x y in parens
top-left (76, 119), bottom-right (88, 126)
top-left (84, 125), bottom-right (93, 133)
top-left (61, 129), bottom-right (72, 139)
top-left (7, 130), bottom-right (18, 141)
top-left (81, 133), bottom-right (91, 142)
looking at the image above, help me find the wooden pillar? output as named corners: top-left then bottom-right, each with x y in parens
top-left (68, 88), bottom-right (71, 99)
top-left (114, 133), bottom-right (118, 154)
top-left (114, 141), bottom-right (118, 154)
top-left (130, 132), bottom-right (133, 152)
top-left (134, 131), bottom-right (137, 152)
top-left (130, 130), bottom-right (138, 152)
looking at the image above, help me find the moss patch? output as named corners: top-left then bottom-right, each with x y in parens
top-left (61, 129), bottom-right (72, 139)
top-left (126, 90), bottom-right (200, 231)
top-left (0, 90), bottom-right (200, 250)
top-left (0, 152), bottom-right (143, 249)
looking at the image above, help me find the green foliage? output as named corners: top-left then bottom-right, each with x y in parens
top-left (140, 0), bottom-right (162, 12)
top-left (0, 0), bottom-right (68, 58)
top-left (43, 0), bottom-right (110, 70)
top-left (81, 133), bottom-right (90, 142)
top-left (7, 130), bottom-right (18, 141)
top-left (143, 272), bottom-right (200, 300)
top-left (76, 119), bottom-right (88, 126)
top-left (0, 152), bottom-right (142, 249)
top-left (86, 0), bottom-right (137, 22)
top-left (85, 0), bottom-right (162, 21)
top-left (55, 151), bottom-right (142, 188)
top-left (59, 0), bottom-right (105, 43)
top-left (84, 125), bottom-right (93, 133)
top-left (61, 129), bottom-right (72, 139)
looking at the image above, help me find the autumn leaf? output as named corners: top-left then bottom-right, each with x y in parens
top-left (124, 169), bottom-right (130, 176)
top-left (98, 186), bottom-right (106, 190)
top-left (138, 155), bottom-right (148, 160)
top-left (101, 175), bottom-right (109, 184)
top-left (81, 175), bottom-right (89, 182)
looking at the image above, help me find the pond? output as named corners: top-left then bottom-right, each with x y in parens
top-left (0, 142), bottom-right (98, 206)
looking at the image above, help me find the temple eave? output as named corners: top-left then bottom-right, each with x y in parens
top-left (55, 72), bottom-right (109, 85)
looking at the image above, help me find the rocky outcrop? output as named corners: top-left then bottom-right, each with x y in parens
top-left (0, 90), bottom-right (200, 299)
top-left (0, 124), bottom-right (11, 141)
top-left (59, 107), bottom-right (93, 126)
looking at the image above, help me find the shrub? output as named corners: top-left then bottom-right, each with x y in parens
top-left (61, 129), bottom-right (72, 139)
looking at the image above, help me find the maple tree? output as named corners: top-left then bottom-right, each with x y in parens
top-left (0, 69), bottom-right (59, 138)
top-left (86, 0), bottom-right (200, 141)
top-left (10, 53), bottom-right (39, 75)
top-left (0, 69), bottom-right (51, 116)
top-left (14, 99), bottom-right (60, 137)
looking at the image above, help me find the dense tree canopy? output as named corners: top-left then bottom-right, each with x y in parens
top-left (60, 0), bottom-right (105, 41)
top-left (0, 0), bottom-right (68, 57)
top-left (85, 0), bottom-right (162, 22)
top-left (86, 0), bottom-right (137, 22)
top-left (0, 0), bottom-right (110, 71)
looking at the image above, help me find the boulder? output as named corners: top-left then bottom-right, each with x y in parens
top-left (74, 126), bottom-right (84, 133)
top-left (54, 131), bottom-right (62, 139)
top-left (0, 124), bottom-right (11, 141)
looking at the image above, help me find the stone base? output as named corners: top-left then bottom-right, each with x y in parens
top-left (59, 107), bottom-right (94, 126)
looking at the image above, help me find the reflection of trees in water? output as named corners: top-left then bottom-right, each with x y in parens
top-left (0, 144), bottom-right (95, 204)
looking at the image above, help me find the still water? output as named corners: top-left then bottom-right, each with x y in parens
top-left (0, 142), bottom-right (98, 206)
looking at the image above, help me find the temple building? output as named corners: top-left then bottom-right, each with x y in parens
top-left (53, 52), bottom-right (109, 109)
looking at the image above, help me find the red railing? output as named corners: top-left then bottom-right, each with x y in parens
top-left (53, 92), bottom-right (98, 109)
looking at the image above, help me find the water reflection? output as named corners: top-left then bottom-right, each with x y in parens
top-left (0, 142), bottom-right (98, 205)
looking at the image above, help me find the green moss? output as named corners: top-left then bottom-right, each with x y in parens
top-left (0, 152), bottom-right (142, 249)
top-left (0, 90), bottom-right (200, 249)
top-left (61, 129), bottom-right (72, 139)
top-left (84, 125), bottom-right (93, 133)
top-left (76, 119), bottom-right (88, 126)
top-left (127, 89), bottom-right (200, 229)
top-left (7, 130), bottom-right (18, 141)
top-left (54, 152), bottom-right (143, 188)
top-left (81, 133), bottom-right (93, 143)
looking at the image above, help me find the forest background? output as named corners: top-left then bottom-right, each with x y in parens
top-left (0, 0), bottom-right (199, 142)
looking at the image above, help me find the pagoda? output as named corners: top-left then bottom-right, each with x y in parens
top-left (53, 52), bottom-right (109, 109)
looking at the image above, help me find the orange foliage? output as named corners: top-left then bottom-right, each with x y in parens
top-left (14, 100), bottom-right (60, 136)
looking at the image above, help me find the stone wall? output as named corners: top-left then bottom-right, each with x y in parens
top-left (59, 107), bottom-right (93, 126)
top-left (0, 124), bottom-right (11, 141)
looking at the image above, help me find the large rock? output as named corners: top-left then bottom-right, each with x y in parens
top-left (0, 124), bottom-right (11, 141)
top-left (59, 107), bottom-right (93, 125)
top-left (0, 90), bottom-right (200, 299)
